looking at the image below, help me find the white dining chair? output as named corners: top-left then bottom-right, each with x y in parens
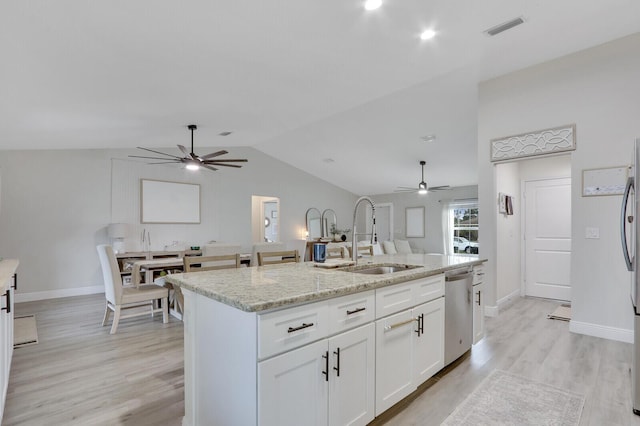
top-left (97, 244), bottom-right (169, 334)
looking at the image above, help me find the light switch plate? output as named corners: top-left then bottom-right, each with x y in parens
top-left (585, 227), bottom-right (600, 239)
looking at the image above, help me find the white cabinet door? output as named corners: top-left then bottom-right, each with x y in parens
top-left (0, 288), bottom-right (6, 422)
top-left (413, 298), bottom-right (444, 384)
top-left (473, 282), bottom-right (485, 344)
top-left (375, 309), bottom-right (415, 415)
top-left (328, 323), bottom-right (375, 426)
top-left (258, 340), bottom-right (328, 426)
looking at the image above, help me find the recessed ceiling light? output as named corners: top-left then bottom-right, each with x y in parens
top-left (420, 29), bottom-right (437, 41)
top-left (421, 134), bottom-right (436, 142)
top-left (219, 131), bottom-right (232, 136)
top-left (323, 158), bottom-right (335, 164)
top-left (364, 0), bottom-right (382, 11)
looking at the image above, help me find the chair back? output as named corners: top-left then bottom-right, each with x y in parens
top-left (96, 244), bottom-right (123, 304)
top-left (348, 244), bottom-right (374, 258)
top-left (286, 239), bottom-right (308, 261)
top-left (184, 254), bottom-right (240, 272)
top-left (326, 243), bottom-right (347, 259)
top-left (257, 250), bottom-right (299, 266)
top-left (203, 243), bottom-right (242, 257)
top-left (251, 242), bottom-right (286, 266)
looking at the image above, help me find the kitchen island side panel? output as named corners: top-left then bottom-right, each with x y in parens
top-left (183, 288), bottom-right (258, 426)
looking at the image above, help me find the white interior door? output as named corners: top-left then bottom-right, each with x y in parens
top-left (368, 203), bottom-right (392, 243)
top-left (524, 178), bottom-right (572, 301)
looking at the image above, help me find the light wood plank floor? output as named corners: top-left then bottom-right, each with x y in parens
top-left (4, 295), bottom-right (184, 426)
top-left (4, 294), bottom-right (640, 425)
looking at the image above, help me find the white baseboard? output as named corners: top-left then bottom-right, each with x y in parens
top-left (15, 285), bottom-right (104, 303)
top-left (484, 289), bottom-right (520, 318)
top-left (569, 320), bottom-right (633, 344)
top-left (498, 289), bottom-right (520, 311)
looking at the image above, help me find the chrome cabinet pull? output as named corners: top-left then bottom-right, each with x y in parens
top-left (333, 348), bottom-right (340, 377)
top-left (287, 322), bottom-right (313, 333)
top-left (322, 351), bottom-right (329, 382)
top-left (346, 307), bottom-right (365, 315)
top-left (1, 291), bottom-right (10, 314)
top-left (384, 317), bottom-right (418, 332)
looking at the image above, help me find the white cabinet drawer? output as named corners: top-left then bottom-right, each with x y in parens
top-left (412, 274), bottom-right (444, 306)
top-left (258, 301), bottom-right (328, 359)
top-left (376, 282), bottom-right (414, 319)
top-left (473, 264), bottom-right (485, 285)
top-left (328, 290), bottom-right (375, 335)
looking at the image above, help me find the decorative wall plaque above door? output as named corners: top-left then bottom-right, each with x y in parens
top-left (490, 124), bottom-right (576, 162)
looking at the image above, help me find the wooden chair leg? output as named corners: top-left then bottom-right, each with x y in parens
top-left (162, 297), bottom-right (169, 324)
top-left (101, 302), bottom-right (111, 326)
top-left (110, 306), bottom-right (121, 334)
top-left (174, 287), bottom-right (184, 318)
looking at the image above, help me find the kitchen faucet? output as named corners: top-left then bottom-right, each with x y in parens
top-left (351, 196), bottom-right (377, 262)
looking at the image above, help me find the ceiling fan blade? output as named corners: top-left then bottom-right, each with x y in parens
top-left (429, 185), bottom-right (451, 191)
top-left (200, 150), bottom-right (229, 160)
top-left (129, 155), bottom-right (181, 161)
top-left (203, 159), bottom-right (248, 163)
top-left (177, 144), bottom-right (189, 156)
top-left (394, 189), bottom-right (416, 193)
top-left (396, 186), bottom-right (418, 190)
top-left (205, 162), bottom-right (243, 168)
top-left (148, 161), bottom-right (181, 165)
top-left (135, 147), bottom-right (183, 159)
top-left (202, 165), bottom-right (218, 171)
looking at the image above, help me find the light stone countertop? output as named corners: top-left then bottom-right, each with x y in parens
top-left (166, 254), bottom-right (486, 313)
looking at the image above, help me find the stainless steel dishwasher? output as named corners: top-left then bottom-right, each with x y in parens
top-left (444, 266), bottom-right (473, 366)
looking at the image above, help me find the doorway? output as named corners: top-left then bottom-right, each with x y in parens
top-left (523, 177), bottom-right (572, 301)
top-left (367, 203), bottom-right (393, 243)
top-left (251, 195), bottom-right (280, 243)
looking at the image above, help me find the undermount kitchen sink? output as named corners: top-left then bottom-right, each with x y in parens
top-left (338, 263), bottom-right (422, 275)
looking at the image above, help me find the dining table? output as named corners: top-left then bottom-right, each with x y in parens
top-left (131, 253), bottom-right (252, 318)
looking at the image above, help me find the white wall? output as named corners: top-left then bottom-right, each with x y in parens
top-left (495, 161), bottom-right (521, 304)
top-left (479, 33), bottom-right (640, 341)
top-left (0, 147), bottom-right (357, 300)
top-left (369, 186), bottom-right (478, 253)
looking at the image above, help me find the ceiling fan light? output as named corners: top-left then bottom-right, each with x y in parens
top-left (418, 181), bottom-right (427, 194)
top-left (364, 0), bottom-right (382, 11)
top-left (186, 162), bottom-right (200, 171)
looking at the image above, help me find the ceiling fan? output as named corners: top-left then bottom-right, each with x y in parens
top-left (129, 124), bottom-right (248, 172)
top-left (395, 160), bottom-right (450, 194)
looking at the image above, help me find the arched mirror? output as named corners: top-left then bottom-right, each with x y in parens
top-left (306, 208), bottom-right (322, 240)
top-left (321, 209), bottom-right (337, 238)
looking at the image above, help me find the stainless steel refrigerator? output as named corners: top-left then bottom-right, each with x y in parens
top-left (621, 138), bottom-right (640, 415)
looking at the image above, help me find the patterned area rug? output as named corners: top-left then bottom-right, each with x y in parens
top-left (548, 304), bottom-right (571, 321)
top-left (14, 314), bottom-right (39, 347)
top-left (441, 370), bottom-right (585, 426)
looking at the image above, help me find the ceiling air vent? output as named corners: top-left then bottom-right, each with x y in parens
top-left (484, 16), bottom-right (525, 37)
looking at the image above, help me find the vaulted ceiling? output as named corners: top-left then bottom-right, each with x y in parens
top-left (1, 1), bottom-right (639, 194)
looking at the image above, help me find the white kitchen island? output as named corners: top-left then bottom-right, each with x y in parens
top-left (167, 253), bottom-right (485, 426)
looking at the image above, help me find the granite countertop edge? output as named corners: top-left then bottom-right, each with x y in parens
top-left (167, 255), bottom-right (486, 313)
